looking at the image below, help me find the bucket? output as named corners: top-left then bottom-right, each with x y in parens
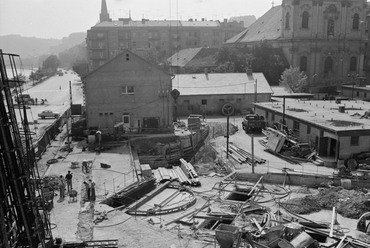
top-left (341, 179), bottom-right (352, 190)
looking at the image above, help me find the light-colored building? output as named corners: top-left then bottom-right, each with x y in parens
top-left (254, 98), bottom-right (370, 162)
top-left (172, 71), bottom-right (272, 116)
top-left (87, 0), bottom-right (244, 71)
top-left (226, 0), bottom-right (369, 92)
top-left (82, 49), bottom-right (173, 133)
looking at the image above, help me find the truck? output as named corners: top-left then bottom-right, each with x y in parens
top-left (38, 110), bottom-right (60, 119)
top-left (242, 114), bottom-right (266, 134)
top-left (14, 94), bottom-right (34, 105)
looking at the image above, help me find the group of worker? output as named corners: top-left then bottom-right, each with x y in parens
top-left (57, 170), bottom-right (96, 202)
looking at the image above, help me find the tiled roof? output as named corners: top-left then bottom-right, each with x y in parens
top-left (95, 20), bottom-right (220, 28)
top-left (226, 6), bottom-right (282, 44)
top-left (172, 73), bottom-right (272, 96)
top-left (167, 48), bottom-right (203, 67)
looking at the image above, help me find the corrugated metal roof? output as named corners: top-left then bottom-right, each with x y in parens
top-left (95, 20), bottom-right (220, 28)
top-left (167, 48), bottom-right (203, 67)
top-left (172, 73), bottom-right (272, 96)
top-left (226, 6), bottom-right (282, 44)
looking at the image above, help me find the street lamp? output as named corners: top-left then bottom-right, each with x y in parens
top-left (347, 73), bottom-right (359, 100)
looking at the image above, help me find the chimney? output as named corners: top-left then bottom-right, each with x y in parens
top-left (201, 18), bottom-right (205, 21)
top-left (246, 69), bottom-right (253, 76)
top-left (224, 18), bottom-right (227, 23)
top-left (188, 18), bottom-right (193, 21)
top-left (142, 18), bottom-right (146, 24)
top-left (204, 68), bottom-right (209, 80)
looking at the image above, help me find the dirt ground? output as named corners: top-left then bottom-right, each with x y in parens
top-left (38, 119), bottom-right (370, 247)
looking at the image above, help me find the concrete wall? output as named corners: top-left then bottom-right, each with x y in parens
top-left (84, 51), bottom-right (173, 132)
top-left (178, 93), bottom-right (271, 116)
top-left (338, 135), bottom-right (370, 159)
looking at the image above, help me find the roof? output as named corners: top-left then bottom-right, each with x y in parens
top-left (94, 20), bottom-right (220, 28)
top-left (172, 73), bottom-right (272, 96)
top-left (167, 48), bottom-right (203, 67)
top-left (167, 47), bottom-right (217, 68)
top-left (255, 99), bottom-right (370, 133)
top-left (82, 49), bottom-right (172, 79)
top-left (342, 85), bottom-right (370, 91)
top-left (226, 6), bottom-right (282, 44)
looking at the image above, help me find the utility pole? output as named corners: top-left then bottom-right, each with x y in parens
top-left (67, 81), bottom-right (72, 151)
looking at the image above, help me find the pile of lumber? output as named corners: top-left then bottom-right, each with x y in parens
top-left (225, 144), bottom-right (266, 165)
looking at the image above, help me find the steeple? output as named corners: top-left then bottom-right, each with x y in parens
top-left (100, 0), bottom-right (110, 23)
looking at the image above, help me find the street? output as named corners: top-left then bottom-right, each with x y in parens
top-left (13, 70), bottom-right (83, 139)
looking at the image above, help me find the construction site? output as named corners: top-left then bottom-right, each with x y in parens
top-left (3, 51), bottom-right (370, 248)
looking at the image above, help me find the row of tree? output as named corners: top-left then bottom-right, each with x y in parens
top-left (29, 55), bottom-right (60, 82)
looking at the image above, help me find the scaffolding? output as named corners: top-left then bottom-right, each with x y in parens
top-left (0, 50), bottom-right (53, 247)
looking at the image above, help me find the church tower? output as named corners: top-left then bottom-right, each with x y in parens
top-left (100, 0), bottom-right (110, 23)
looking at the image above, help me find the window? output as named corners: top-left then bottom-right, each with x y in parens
top-left (201, 99), bottom-right (207, 105)
top-left (353, 13), bottom-right (360, 30)
top-left (126, 53), bottom-right (130, 61)
top-left (365, 93), bottom-right (367, 98)
top-left (351, 136), bottom-right (359, 146)
top-left (350, 56), bottom-right (357, 71)
top-left (265, 112), bottom-right (269, 120)
top-left (357, 91), bottom-right (360, 97)
top-left (302, 11), bottom-right (309, 29)
top-left (184, 99), bottom-right (190, 104)
top-left (324, 57), bottom-right (333, 74)
top-left (300, 56), bottom-right (307, 72)
top-left (327, 19), bottom-right (335, 36)
top-left (123, 115), bottom-right (130, 124)
top-left (272, 113), bottom-right (275, 122)
top-left (285, 12), bottom-right (290, 29)
top-left (293, 121), bottom-right (300, 132)
top-left (121, 86), bottom-right (134, 94)
top-left (307, 125), bottom-right (311, 134)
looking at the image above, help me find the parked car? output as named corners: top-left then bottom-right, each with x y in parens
top-left (38, 110), bottom-right (60, 119)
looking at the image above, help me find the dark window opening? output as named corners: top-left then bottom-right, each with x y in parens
top-left (201, 99), bottom-right (207, 105)
top-left (126, 53), bottom-right (130, 61)
top-left (285, 12), bottom-right (290, 29)
top-left (350, 56), bottom-right (357, 71)
top-left (307, 125), bottom-right (311, 134)
top-left (353, 13), bottom-right (360, 30)
top-left (351, 136), bottom-right (359, 146)
top-left (300, 56), bottom-right (308, 72)
top-left (324, 57), bottom-right (333, 74)
top-left (302, 11), bottom-right (309, 29)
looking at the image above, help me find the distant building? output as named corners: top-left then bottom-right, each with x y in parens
top-left (167, 47), bottom-right (217, 74)
top-left (229, 15), bottom-right (256, 28)
top-left (86, 0), bottom-right (244, 71)
top-left (82, 49), bottom-right (173, 133)
top-left (172, 70), bottom-right (272, 116)
top-left (226, 0), bottom-right (370, 93)
top-left (254, 98), bottom-right (370, 163)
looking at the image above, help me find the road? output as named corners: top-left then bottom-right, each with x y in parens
top-left (13, 70), bottom-right (83, 139)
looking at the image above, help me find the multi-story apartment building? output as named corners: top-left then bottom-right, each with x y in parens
top-left (86, 0), bottom-right (244, 71)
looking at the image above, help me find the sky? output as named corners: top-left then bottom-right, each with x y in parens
top-left (0, 0), bottom-right (282, 39)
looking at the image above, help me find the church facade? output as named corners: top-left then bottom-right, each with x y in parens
top-left (227, 0), bottom-right (370, 92)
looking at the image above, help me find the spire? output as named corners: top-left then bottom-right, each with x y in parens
top-left (100, 0), bottom-right (110, 23)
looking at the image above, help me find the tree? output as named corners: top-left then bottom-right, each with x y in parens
top-left (251, 41), bottom-right (287, 85)
top-left (42, 55), bottom-right (60, 75)
top-left (279, 66), bottom-right (308, 93)
top-left (29, 69), bottom-right (44, 82)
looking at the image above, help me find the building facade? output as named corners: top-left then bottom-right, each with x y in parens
top-left (254, 99), bottom-right (370, 163)
top-left (86, 0), bottom-right (244, 71)
top-left (173, 72), bottom-right (272, 117)
top-left (83, 49), bottom-right (173, 133)
top-left (227, 0), bottom-right (370, 92)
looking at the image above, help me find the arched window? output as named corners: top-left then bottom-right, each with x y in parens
top-left (302, 11), bottom-right (309, 29)
top-left (300, 56), bottom-right (308, 72)
top-left (350, 56), bottom-right (357, 71)
top-left (324, 57), bottom-right (333, 73)
top-left (327, 19), bottom-right (335, 36)
top-left (353, 13), bottom-right (360, 30)
top-left (285, 12), bottom-right (290, 29)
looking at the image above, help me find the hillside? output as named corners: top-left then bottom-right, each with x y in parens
top-left (0, 33), bottom-right (86, 66)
